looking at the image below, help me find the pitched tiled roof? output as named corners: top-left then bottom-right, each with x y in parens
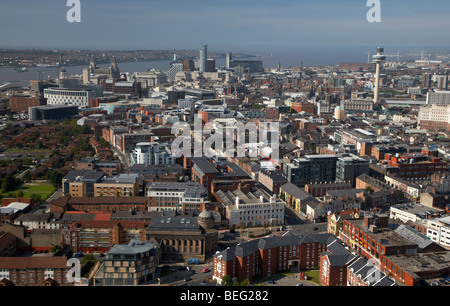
top-left (0, 232), bottom-right (16, 251)
top-left (0, 257), bottom-right (69, 269)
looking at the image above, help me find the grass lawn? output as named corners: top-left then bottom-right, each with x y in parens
top-left (21, 183), bottom-right (55, 201)
top-left (1, 182), bottom-right (55, 202)
top-left (253, 270), bottom-right (322, 286)
top-left (302, 269), bottom-right (321, 285)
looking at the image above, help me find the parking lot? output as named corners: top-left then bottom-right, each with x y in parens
top-left (152, 262), bottom-right (214, 286)
top-left (255, 274), bottom-right (319, 287)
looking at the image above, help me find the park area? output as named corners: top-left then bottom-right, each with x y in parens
top-left (1, 181), bottom-right (55, 203)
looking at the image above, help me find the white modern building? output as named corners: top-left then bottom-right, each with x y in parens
top-left (178, 97), bottom-right (197, 109)
top-left (426, 216), bottom-right (450, 249)
top-left (44, 88), bottom-right (96, 108)
top-left (130, 142), bottom-right (175, 166)
top-left (426, 90), bottom-right (450, 105)
top-left (146, 181), bottom-right (209, 213)
top-left (389, 203), bottom-right (443, 224)
top-left (227, 195), bottom-right (285, 228)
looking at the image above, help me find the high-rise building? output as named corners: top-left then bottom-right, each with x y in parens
top-left (183, 59), bottom-right (195, 71)
top-left (284, 155), bottom-right (338, 187)
top-left (336, 153), bottom-right (370, 186)
top-left (437, 75), bottom-right (448, 90)
top-left (426, 90), bottom-right (450, 105)
top-left (199, 45), bottom-right (207, 73)
top-left (422, 73), bottom-right (432, 89)
top-left (167, 62), bottom-right (184, 80)
top-left (418, 104), bottom-right (450, 132)
top-left (206, 58), bottom-right (215, 72)
top-left (226, 52), bottom-right (232, 69)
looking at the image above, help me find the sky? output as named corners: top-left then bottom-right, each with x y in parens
top-left (1, 0), bottom-right (450, 55)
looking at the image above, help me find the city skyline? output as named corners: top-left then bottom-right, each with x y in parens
top-left (1, 0), bottom-right (450, 54)
top-left (2, 0), bottom-right (450, 292)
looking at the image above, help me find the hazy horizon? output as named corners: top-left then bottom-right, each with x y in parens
top-left (1, 1), bottom-right (450, 54)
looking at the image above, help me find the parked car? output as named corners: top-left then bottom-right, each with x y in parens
top-left (266, 280), bottom-right (275, 284)
top-left (296, 283), bottom-right (304, 286)
top-left (184, 277), bottom-right (192, 282)
top-left (202, 268), bottom-right (211, 273)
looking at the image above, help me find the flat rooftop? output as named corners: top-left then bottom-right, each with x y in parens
top-left (386, 252), bottom-right (450, 278)
top-left (346, 219), bottom-right (417, 248)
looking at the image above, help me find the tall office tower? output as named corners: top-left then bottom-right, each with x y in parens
top-left (226, 52), bottom-right (232, 69)
top-left (437, 75), bottom-right (448, 90)
top-left (206, 58), bottom-right (215, 72)
top-left (199, 45), bottom-right (207, 73)
top-left (372, 47), bottom-right (386, 103)
top-left (423, 73), bottom-right (432, 88)
top-left (183, 59), bottom-right (195, 71)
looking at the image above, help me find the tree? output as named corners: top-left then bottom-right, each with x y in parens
top-left (365, 186), bottom-right (374, 194)
top-left (221, 275), bottom-right (233, 286)
top-left (1, 174), bottom-right (20, 193)
top-left (50, 170), bottom-right (64, 188)
top-left (50, 245), bottom-right (61, 253)
top-left (31, 193), bottom-right (43, 205)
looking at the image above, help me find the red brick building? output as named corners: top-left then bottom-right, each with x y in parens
top-left (338, 214), bottom-right (428, 285)
top-left (9, 95), bottom-right (46, 112)
top-left (103, 79), bottom-right (141, 96)
top-left (384, 152), bottom-right (446, 179)
top-left (191, 158), bottom-right (250, 200)
top-left (305, 181), bottom-right (353, 197)
top-left (68, 220), bottom-right (148, 253)
top-left (291, 102), bottom-right (315, 114)
top-left (319, 239), bottom-right (358, 286)
top-left (0, 257), bottom-right (71, 286)
top-left (213, 233), bottom-right (335, 284)
top-left (265, 107), bottom-right (279, 120)
top-left (50, 196), bottom-right (148, 213)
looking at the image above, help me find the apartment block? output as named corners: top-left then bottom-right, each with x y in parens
top-left (146, 181), bottom-right (209, 214)
top-left (69, 220), bottom-right (148, 253)
top-left (93, 239), bottom-right (159, 286)
top-left (213, 233), bottom-right (336, 284)
top-left (0, 257), bottom-right (71, 286)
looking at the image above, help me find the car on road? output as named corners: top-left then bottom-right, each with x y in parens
top-left (184, 277), bottom-right (192, 282)
top-left (296, 283), bottom-right (304, 286)
top-left (266, 280), bottom-right (275, 284)
top-left (202, 268), bottom-right (211, 273)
